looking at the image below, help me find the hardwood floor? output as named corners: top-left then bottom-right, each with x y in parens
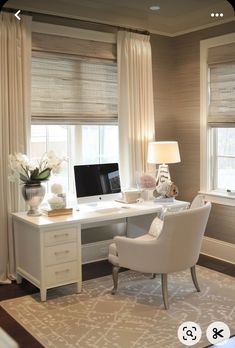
top-left (198, 254), bottom-right (235, 277)
top-left (0, 256), bottom-right (234, 348)
top-left (0, 261), bottom-right (113, 348)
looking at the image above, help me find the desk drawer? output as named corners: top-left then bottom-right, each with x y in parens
top-left (44, 228), bottom-right (77, 245)
top-left (45, 261), bottom-right (78, 286)
top-left (45, 243), bottom-right (77, 266)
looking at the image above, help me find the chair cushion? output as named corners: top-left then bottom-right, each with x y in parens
top-left (108, 233), bottom-right (156, 267)
top-left (148, 216), bottom-right (163, 238)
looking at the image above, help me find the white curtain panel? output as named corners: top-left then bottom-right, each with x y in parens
top-left (117, 31), bottom-right (155, 189)
top-left (0, 13), bottom-right (31, 283)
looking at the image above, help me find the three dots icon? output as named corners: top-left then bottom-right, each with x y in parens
top-left (211, 12), bottom-right (224, 17)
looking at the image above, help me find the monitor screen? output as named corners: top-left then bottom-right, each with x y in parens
top-left (74, 163), bottom-right (121, 198)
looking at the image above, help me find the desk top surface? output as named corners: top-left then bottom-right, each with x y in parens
top-left (12, 200), bottom-right (189, 228)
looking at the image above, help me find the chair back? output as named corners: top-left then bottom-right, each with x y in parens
top-left (190, 194), bottom-right (205, 209)
top-left (156, 202), bottom-right (211, 273)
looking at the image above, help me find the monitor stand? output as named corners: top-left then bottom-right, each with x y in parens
top-left (76, 202), bottom-right (97, 211)
top-left (76, 193), bottom-right (122, 211)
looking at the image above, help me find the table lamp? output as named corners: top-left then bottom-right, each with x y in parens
top-left (147, 141), bottom-right (181, 185)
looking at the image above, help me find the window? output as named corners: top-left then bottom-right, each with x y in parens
top-left (210, 128), bottom-right (235, 190)
top-left (30, 125), bottom-right (69, 192)
top-left (30, 28), bottom-right (118, 199)
top-left (30, 125), bottom-right (118, 195)
top-left (208, 53), bottom-right (235, 192)
top-left (200, 34), bottom-right (235, 203)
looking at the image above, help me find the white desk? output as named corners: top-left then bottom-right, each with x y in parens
top-left (12, 199), bottom-right (189, 301)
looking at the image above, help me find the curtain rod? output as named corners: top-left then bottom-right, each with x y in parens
top-left (2, 7), bottom-right (150, 36)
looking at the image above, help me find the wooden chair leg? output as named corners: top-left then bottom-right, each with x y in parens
top-left (161, 273), bottom-right (169, 309)
top-left (111, 266), bottom-right (120, 295)
top-left (191, 265), bottom-right (200, 292)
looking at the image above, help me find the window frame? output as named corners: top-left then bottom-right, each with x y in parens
top-left (200, 33), bottom-right (235, 206)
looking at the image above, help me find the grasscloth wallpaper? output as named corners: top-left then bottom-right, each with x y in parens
top-left (151, 21), bottom-right (235, 244)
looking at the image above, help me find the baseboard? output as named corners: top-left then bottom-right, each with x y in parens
top-left (201, 237), bottom-right (235, 265)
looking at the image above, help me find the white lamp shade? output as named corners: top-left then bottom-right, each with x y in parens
top-left (147, 141), bottom-right (181, 164)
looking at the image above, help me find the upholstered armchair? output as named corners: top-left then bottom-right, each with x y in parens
top-left (108, 202), bottom-right (211, 309)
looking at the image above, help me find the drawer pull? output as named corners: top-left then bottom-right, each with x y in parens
top-left (54, 250), bottom-right (69, 256)
top-left (53, 233), bottom-right (69, 238)
top-left (55, 269), bottom-right (70, 275)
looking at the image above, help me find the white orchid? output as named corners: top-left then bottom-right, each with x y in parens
top-left (9, 153), bottom-right (28, 171)
top-left (47, 151), bottom-right (67, 174)
top-left (9, 152), bottom-right (66, 184)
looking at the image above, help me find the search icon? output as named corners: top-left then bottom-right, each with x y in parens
top-left (178, 321), bottom-right (202, 346)
top-left (186, 330), bottom-right (194, 338)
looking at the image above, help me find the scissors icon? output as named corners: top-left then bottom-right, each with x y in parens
top-left (213, 328), bottom-right (224, 339)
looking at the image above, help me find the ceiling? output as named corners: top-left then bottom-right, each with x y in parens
top-left (5, 0), bottom-right (235, 36)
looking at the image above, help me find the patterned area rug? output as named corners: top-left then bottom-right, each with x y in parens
top-left (1, 266), bottom-right (235, 348)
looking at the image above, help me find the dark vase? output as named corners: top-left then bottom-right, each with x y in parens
top-left (21, 182), bottom-right (46, 216)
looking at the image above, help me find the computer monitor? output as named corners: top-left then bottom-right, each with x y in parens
top-left (74, 163), bottom-right (121, 203)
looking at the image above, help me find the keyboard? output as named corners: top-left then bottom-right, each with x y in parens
top-left (95, 207), bottom-right (121, 214)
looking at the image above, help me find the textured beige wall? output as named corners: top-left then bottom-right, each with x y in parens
top-left (151, 22), bottom-right (235, 243)
top-left (151, 35), bottom-right (175, 140)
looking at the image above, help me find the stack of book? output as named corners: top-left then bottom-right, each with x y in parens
top-left (41, 207), bottom-right (73, 217)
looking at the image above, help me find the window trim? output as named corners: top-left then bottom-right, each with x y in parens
top-left (200, 33), bottom-right (235, 204)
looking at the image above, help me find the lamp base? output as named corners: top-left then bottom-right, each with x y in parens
top-left (156, 164), bottom-right (171, 185)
